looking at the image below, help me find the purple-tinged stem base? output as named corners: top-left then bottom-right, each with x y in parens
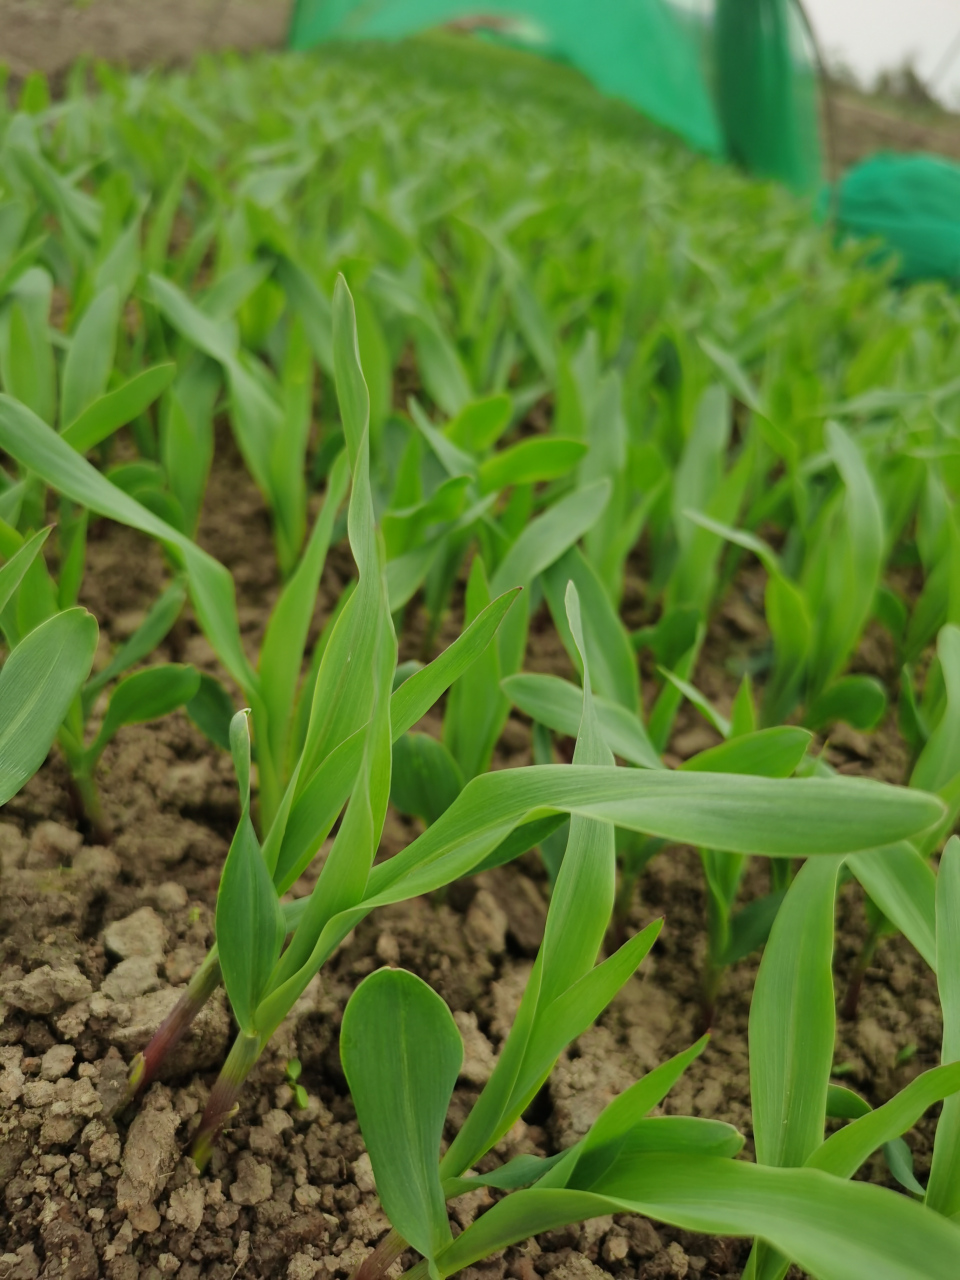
top-left (192, 1031), bottom-right (261, 1170)
top-left (126, 951), bottom-right (223, 1103)
top-left (352, 1229), bottom-right (408, 1280)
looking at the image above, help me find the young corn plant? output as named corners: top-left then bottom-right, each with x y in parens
top-left (738, 835), bottom-right (960, 1280)
top-left (338, 601), bottom-right (957, 1280)
top-left (0, 529), bottom-right (99, 815)
top-left (0, 497), bottom-right (200, 838)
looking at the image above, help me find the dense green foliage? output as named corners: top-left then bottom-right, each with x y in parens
top-left (2, 36), bottom-right (960, 1279)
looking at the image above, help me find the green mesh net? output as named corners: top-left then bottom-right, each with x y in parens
top-left (826, 153), bottom-right (960, 285)
top-left (288, 0), bottom-right (823, 194)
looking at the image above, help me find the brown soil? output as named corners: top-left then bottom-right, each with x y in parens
top-left (0, 0), bottom-right (288, 81)
top-left (0, 422), bottom-right (944, 1280)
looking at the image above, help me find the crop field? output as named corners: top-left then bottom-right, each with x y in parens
top-left (2, 34), bottom-right (960, 1280)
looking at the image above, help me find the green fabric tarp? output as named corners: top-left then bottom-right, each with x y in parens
top-left (288, 0), bottom-right (823, 194)
top-left (828, 153), bottom-right (960, 284)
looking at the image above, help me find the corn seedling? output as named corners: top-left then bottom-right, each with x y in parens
top-left (338, 594), bottom-right (955, 1280)
top-left (737, 831), bottom-right (960, 1279)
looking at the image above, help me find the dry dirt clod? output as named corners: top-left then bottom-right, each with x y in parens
top-left (2, 966), bottom-right (94, 1016)
top-left (103, 907), bottom-right (167, 963)
top-left (229, 1152), bottom-right (273, 1205)
top-left (100, 957), bottom-right (162, 1002)
top-left (116, 1088), bottom-right (181, 1232)
top-left (40, 1045), bottom-right (77, 1082)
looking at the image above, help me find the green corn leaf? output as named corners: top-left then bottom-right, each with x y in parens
top-left (750, 856), bottom-right (841, 1169)
top-left (912, 625), bottom-right (960, 795)
top-left (148, 271), bottom-right (237, 365)
top-left (361, 770), bottom-right (940, 917)
top-left (434, 1157), bottom-right (960, 1280)
top-left (0, 526), bottom-right (51, 615)
top-left (83, 578), bottom-right (187, 707)
top-left (846, 843), bottom-right (936, 970)
top-left (0, 393), bottom-right (258, 697)
top-left (442, 1153), bottom-right (568, 1199)
top-left (186, 674), bottom-right (236, 752)
top-left (478, 437), bottom-right (587, 494)
top-left (658, 668), bottom-right (730, 738)
top-left (259, 449), bottom-right (350, 776)
top-left (86, 663), bottom-right (200, 765)
top-left (393, 586), bottom-right (520, 739)
top-left (341, 968), bottom-right (461, 1263)
top-left (806, 675), bottom-right (887, 732)
top-left (273, 586), bottom-right (520, 894)
top-left (0, 608), bottom-right (98, 805)
top-left (543, 546), bottom-right (640, 714)
top-left (501, 672), bottom-right (661, 770)
top-left (809, 1060), bottom-right (960, 1180)
top-left (295, 277), bottom-right (390, 789)
top-left (730, 675), bottom-right (757, 737)
top-left (444, 554), bottom-right (506, 781)
top-left (721, 890), bottom-right (788, 966)
top-left (391, 732), bottom-right (465, 826)
top-left (446, 393), bottom-right (512, 453)
top-left (216, 818), bottom-right (285, 1036)
top-left (60, 286), bottom-right (121, 428)
top-left (490, 479), bottom-right (611, 598)
top-left (927, 835), bottom-right (960, 1217)
top-left (61, 363), bottom-right (177, 454)
top-left (441, 580), bottom-right (625, 1176)
top-left (230, 710), bottom-right (252, 811)
top-left (679, 728), bottom-right (811, 778)
top-left (567, 1037), bottom-right (710, 1189)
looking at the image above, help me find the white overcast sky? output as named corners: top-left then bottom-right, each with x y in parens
top-left (803, 0), bottom-right (960, 106)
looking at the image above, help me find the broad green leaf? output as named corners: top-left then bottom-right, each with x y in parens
top-left (0, 527), bottom-right (51, 615)
top-left (490, 479), bottom-right (611, 597)
top-left (927, 835), bottom-right (960, 1217)
top-left (87, 664), bottom-right (200, 763)
top-left (444, 554), bottom-right (505, 781)
top-left (62, 364), bottom-right (176, 454)
top-left (0, 609), bottom-right (98, 805)
top-left (0, 393), bottom-right (257, 696)
top-left (501, 672), bottom-right (661, 770)
top-left (912, 625), bottom-right (960, 794)
top-left (809, 1061), bottom-right (960, 1180)
top-left (750, 856), bottom-right (841, 1169)
top-left (391, 732), bottom-right (465, 826)
top-left (806, 675), bottom-right (887, 732)
top-left (341, 968), bottom-right (461, 1262)
top-left (679, 728), bottom-right (811, 778)
top-left (83, 578), bottom-right (187, 706)
top-left (216, 810), bottom-right (285, 1035)
top-left (394, 586), bottom-right (520, 738)
top-left (542, 546), bottom-right (640, 714)
top-left (478, 437), bottom-right (587, 494)
top-left (658, 669), bottom-right (730, 738)
top-left (846, 843), bottom-right (937, 970)
top-left (60, 286), bottom-right (120, 428)
top-left (446, 393), bottom-right (512, 453)
top-left (186, 674), bottom-right (235, 752)
top-left (259, 450), bottom-right (350, 777)
top-left (434, 1156), bottom-right (960, 1280)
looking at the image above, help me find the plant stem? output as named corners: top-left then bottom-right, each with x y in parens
top-left (352, 1229), bottom-right (408, 1280)
top-left (841, 923), bottom-right (881, 1021)
top-left (700, 961), bottom-right (723, 1035)
top-left (400, 1262), bottom-right (429, 1280)
top-left (71, 771), bottom-right (112, 844)
top-left (127, 950), bottom-right (223, 1102)
top-left (192, 1031), bottom-right (262, 1170)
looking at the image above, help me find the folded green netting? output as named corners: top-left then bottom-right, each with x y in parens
top-left (828, 153), bottom-right (960, 284)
